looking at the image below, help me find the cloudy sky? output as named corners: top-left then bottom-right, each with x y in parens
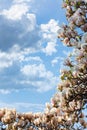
top-left (0, 0), bottom-right (71, 113)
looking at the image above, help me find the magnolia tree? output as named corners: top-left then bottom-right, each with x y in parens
top-left (0, 0), bottom-right (87, 130)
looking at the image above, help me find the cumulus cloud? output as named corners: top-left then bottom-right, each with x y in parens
top-left (40, 19), bottom-right (60, 55)
top-left (41, 19), bottom-right (59, 36)
top-left (0, 45), bottom-right (43, 71)
top-left (20, 63), bottom-right (58, 92)
top-left (0, 2), bottom-right (41, 51)
top-left (0, 45), bottom-right (24, 70)
top-left (0, 15), bottom-right (41, 51)
top-left (0, 3), bottom-right (29, 20)
top-left (42, 42), bottom-right (57, 56)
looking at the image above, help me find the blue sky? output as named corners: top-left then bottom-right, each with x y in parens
top-left (0, 0), bottom-right (71, 113)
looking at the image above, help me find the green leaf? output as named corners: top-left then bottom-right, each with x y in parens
top-left (61, 75), bottom-right (65, 80)
top-left (65, 0), bottom-right (69, 4)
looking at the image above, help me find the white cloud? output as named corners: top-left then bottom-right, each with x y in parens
top-left (21, 64), bottom-right (46, 77)
top-left (41, 19), bottom-right (59, 34)
top-left (51, 56), bottom-right (64, 66)
top-left (0, 13), bottom-right (40, 51)
top-left (24, 56), bottom-right (42, 62)
top-left (41, 19), bottom-right (60, 42)
top-left (42, 42), bottom-right (57, 56)
top-left (20, 63), bottom-right (58, 92)
top-left (26, 13), bottom-right (36, 31)
top-left (40, 19), bottom-right (60, 55)
top-left (0, 89), bottom-right (11, 94)
top-left (0, 46), bottom-right (43, 71)
top-left (0, 3), bottom-right (29, 20)
top-left (0, 46), bottom-right (24, 70)
top-left (0, 1), bottom-right (40, 51)
top-left (0, 51), bottom-right (13, 69)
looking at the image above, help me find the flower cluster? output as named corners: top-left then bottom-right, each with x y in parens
top-left (0, 0), bottom-right (87, 130)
